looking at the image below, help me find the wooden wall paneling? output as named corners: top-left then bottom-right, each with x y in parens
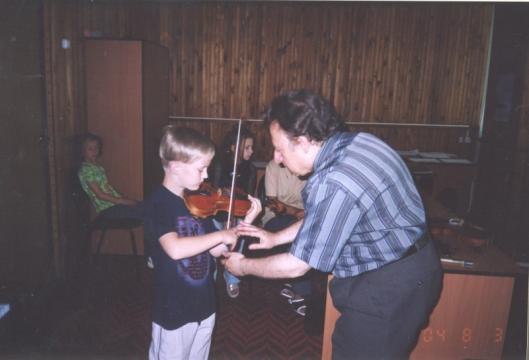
top-left (44, 0), bottom-right (88, 277)
top-left (186, 4), bottom-right (203, 116)
top-left (50, 2), bottom-right (494, 125)
top-left (399, 6), bottom-right (418, 122)
top-left (225, 3), bottom-right (262, 118)
top-left (129, 3), bottom-right (160, 43)
top-left (345, 124), bottom-right (474, 158)
top-left (203, 5), bottom-right (214, 116)
top-left (142, 41), bottom-right (170, 196)
top-left (63, 3), bottom-right (90, 276)
top-left (81, 2), bottom-right (124, 38)
top-left (158, 3), bottom-right (171, 47)
top-left (259, 4), bottom-right (277, 100)
top-left (43, 0), bottom-right (63, 276)
top-left (256, 3), bottom-right (275, 108)
top-left (1, 0), bottom-right (51, 285)
top-left (320, 5), bottom-right (338, 103)
top-left (331, 5), bottom-right (353, 118)
top-left (214, 4), bottom-right (226, 116)
top-left (169, 3), bottom-right (185, 115)
top-left (421, 5), bottom-right (442, 123)
top-left (43, 1), bottom-right (495, 272)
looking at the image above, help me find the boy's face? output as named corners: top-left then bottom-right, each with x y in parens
top-left (171, 153), bottom-right (213, 191)
top-left (83, 140), bottom-right (100, 163)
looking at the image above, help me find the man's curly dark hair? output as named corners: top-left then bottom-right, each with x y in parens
top-left (263, 89), bottom-right (346, 142)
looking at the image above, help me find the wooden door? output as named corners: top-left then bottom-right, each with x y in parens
top-left (85, 40), bottom-right (144, 255)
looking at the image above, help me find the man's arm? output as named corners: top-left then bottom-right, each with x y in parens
top-left (222, 252), bottom-right (311, 279)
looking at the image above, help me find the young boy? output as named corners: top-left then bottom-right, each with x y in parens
top-left (145, 125), bottom-right (261, 360)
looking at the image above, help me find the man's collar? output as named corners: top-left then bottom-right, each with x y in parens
top-left (312, 133), bottom-right (337, 171)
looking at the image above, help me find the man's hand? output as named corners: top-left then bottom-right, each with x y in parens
top-left (243, 195), bottom-right (262, 224)
top-left (221, 252), bottom-right (246, 276)
top-left (236, 223), bottom-right (276, 250)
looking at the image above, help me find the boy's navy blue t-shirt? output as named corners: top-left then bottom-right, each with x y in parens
top-left (144, 185), bottom-right (216, 330)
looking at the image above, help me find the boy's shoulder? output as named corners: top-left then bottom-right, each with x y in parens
top-left (146, 185), bottom-right (171, 202)
top-left (145, 185), bottom-right (184, 210)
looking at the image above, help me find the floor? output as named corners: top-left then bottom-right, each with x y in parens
top-left (0, 255), bottom-right (322, 360)
top-left (0, 254), bottom-right (526, 360)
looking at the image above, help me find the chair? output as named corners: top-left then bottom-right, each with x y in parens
top-left (88, 215), bottom-right (142, 281)
top-left (71, 172), bottom-right (142, 281)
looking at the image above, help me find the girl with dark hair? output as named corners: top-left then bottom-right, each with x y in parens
top-left (210, 124), bottom-right (256, 195)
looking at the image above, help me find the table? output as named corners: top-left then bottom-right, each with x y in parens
top-left (406, 159), bottom-right (476, 216)
top-left (321, 227), bottom-right (523, 360)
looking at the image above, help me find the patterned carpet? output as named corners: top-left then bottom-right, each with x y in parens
top-left (1, 255), bottom-right (322, 359)
top-left (211, 276), bottom-right (323, 360)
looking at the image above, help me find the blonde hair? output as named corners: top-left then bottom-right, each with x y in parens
top-left (159, 125), bottom-right (215, 167)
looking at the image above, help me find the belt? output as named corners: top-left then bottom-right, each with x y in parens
top-left (402, 232), bottom-right (430, 259)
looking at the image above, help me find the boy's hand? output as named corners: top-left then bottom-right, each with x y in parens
top-left (221, 252), bottom-right (246, 276)
top-left (243, 195), bottom-right (262, 224)
top-left (236, 223), bottom-right (275, 250)
top-left (209, 243), bottom-right (228, 257)
top-left (220, 228), bottom-right (238, 250)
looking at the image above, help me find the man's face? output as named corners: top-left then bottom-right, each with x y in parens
top-left (269, 121), bottom-right (310, 176)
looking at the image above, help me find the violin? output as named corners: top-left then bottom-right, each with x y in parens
top-left (264, 197), bottom-right (287, 215)
top-left (184, 182), bottom-right (252, 219)
top-left (185, 119), bottom-right (277, 226)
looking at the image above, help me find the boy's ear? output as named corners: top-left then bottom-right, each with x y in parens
top-left (166, 160), bottom-right (181, 174)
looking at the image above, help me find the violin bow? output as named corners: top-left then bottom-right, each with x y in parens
top-left (226, 118), bottom-right (243, 230)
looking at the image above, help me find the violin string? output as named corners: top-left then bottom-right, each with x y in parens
top-left (226, 118), bottom-right (242, 230)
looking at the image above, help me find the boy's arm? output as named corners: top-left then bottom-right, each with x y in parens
top-left (160, 229), bottom-right (237, 260)
top-left (242, 195), bottom-right (262, 224)
top-left (209, 243), bottom-right (228, 257)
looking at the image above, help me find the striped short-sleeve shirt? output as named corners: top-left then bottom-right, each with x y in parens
top-left (289, 132), bottom-right (426, 278)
